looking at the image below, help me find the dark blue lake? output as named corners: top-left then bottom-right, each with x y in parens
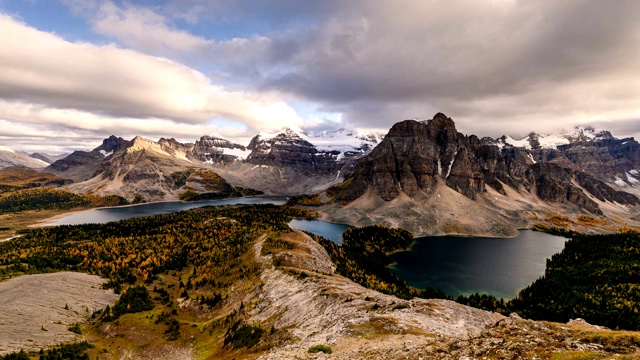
top-left (390, 230), bottom-right (568, 299)
top-left (45, 196), bottom-right (286, 226)
top-left (288, 219), bottom-right (351, 244)
top-left (45, 199), bottom-right (566, 299)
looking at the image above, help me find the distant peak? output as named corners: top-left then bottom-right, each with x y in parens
top-left (131, 135), bottom-right (146, 142)
top-left (257, 126), bottom-right (307, 140)
top-left (129, 136), bottom-right (155, 147)
top-left (424, 112), bottom-right (457, 132)
top-left (200, 134), bottom-right (227, 141)
top-left (432, 112), bottom-right (450, 121)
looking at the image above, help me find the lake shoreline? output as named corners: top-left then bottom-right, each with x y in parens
top-left (389, 230), bottom-right (569, 299)
top-left (38, 195), bottom-right (288, 227)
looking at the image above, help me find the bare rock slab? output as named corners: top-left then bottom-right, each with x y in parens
top-left (0, 271), bottom-right (118, 354)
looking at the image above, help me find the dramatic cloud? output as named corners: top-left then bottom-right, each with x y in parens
top-left (0, 13), bottom-right (302, 151)
top-left (2, 0), bottom-right (640, 151)
top-left (252, 0), bottom-right (640, 137)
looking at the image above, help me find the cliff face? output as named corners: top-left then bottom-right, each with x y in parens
top-left (192, 135), bottom-right (248, 164)
top-left (552, 137), bottom-right (640, 183)
top-left (246, 129), bottom-right (350, 175)
top-left (46, 135), bottom-right (128, 182)
top-left (337, 114), bottom-right (484, 202)
top-left (327, 113), bottom-right (640, 229)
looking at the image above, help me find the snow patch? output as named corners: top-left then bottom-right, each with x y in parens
top-left (614, 176), bottom-right (627, 187)
top-left (437, 159), bottom-right (442, 176)
top-left (222, 147), bottom-right (250, 160)
top-left (99, 150), bottom-right (113, 157)
top-left (535, 134), bottom-right (570, 149)
top-left (627, 172), bottom-right (638, 184)
top-left (503, 135), bottom-right (532, 150)
top-left (445, 150), bottom-right (458, 178)
top-left (527, 153), bottom-right (536, 164)
top-left (0, 146), bottom-right (15, 153)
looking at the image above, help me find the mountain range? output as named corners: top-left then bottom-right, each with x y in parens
top-left (2, 113), bottom-right (640, 236)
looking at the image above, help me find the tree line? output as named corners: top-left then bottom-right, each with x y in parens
top-left (315, 225), bottom-right (640, 330)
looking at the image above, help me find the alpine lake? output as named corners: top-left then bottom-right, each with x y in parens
top-left (46, 198), bottom-right (567, 299)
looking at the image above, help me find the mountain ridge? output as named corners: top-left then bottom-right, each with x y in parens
top-left (320, 113), bottom-right (640, 236)
top-left (4, 114), bottom-right (640, 236)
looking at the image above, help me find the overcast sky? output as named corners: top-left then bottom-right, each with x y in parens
top-left (1, 0), bottom-right (640, 153)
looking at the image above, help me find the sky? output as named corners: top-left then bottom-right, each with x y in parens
top-left (1, 0), bottom-right (640, 153)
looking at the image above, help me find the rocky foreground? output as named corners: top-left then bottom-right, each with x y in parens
top-left (2, 231), bottom-right (639, 359)
top-left (244, 231), bottom-right (640, 359)
top-left (0, 272), bottom-right (118, 354)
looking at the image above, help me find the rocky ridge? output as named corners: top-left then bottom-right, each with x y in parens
top-left (29, 152), bottom-right (67, 164)
top-left (246, 127), bottom-right (380, 175)
top-left (44, 127), bottom-right (381, 199)
top-left (46, 135), bottom-right (129, 182)
top-left (243, 231), bottom-right (640, 359)
top-left (499, 126), bottom-right (640, 188)
top-left (322, 113), bottom-right (640, 236)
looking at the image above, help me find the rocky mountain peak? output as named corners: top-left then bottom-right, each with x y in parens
top-left (333, 113), bottom-right (484, 202)
top-left (563, 125), bottom-right (612, 143)
top-left (158, 138), bottom-right (195, 154)
top-left (280, 127), bottom-right (306, 138)
top-left (426, 113), bottom-right (456, 129)
top-left (127, 136), bottom-right (155, 150)
top-left (328, 113), bottom-right (639, 220)
top-left (94, 135), bottom-right (128, 157)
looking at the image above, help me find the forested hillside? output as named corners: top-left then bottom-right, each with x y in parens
top-left (0, 204), bottom-right (313, 358)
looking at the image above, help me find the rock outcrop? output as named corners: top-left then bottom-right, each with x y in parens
top-left (331, 113), bottom-right (637, 215)
top-left (252, 231), bottom-right (639, 359)
top-left (324, 113), bottom-right (640, 236)
top-left (47, 135), bottom-right (128, 181)
top-left (247, 129), bottom-right (348, 175)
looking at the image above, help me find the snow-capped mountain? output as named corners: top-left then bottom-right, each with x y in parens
top-left (243, 126), bottom-right (382, 175)
top-left (193, 135), bottom-right (250, 163)
top-left (246, 126), bottom-right (382, 166)
top-left (0, 145), bottom-right (49, 169)
top-left (309, 128), bottom-right (384, 160)
top-left (493, 127), bottom-right (640, 188)
top-left (498, 126), bottom-right (617, 150)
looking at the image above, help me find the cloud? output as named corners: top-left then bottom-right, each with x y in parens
top-left (254, 0), bottom-right (640, 135)
top-left (0, 100), bottom-right (255, 153)
top-left (5, 0), bottom-right (640, 152)
top-left (0, 13), bottom-right (303, 151)
top-left (70, 1), bottom-right (640, 141)
top-left (92, 2), bottom-right (210, 55)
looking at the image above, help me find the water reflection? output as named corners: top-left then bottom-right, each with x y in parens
top-left (288, 219), bottom-right (351, 244)
top-left (390, 231), bottom-right (567, 299)
top-left (47, 196), bottom-right (286, 226)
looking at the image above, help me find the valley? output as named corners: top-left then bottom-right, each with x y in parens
top-left (2, 113), bottom-right (640, 358)
top-left (1, 204), bottom-right (639, 358)
top-left (4, 113), bottom-right (640, 238)
top-left (4, 2), bottom-right (640, 358)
